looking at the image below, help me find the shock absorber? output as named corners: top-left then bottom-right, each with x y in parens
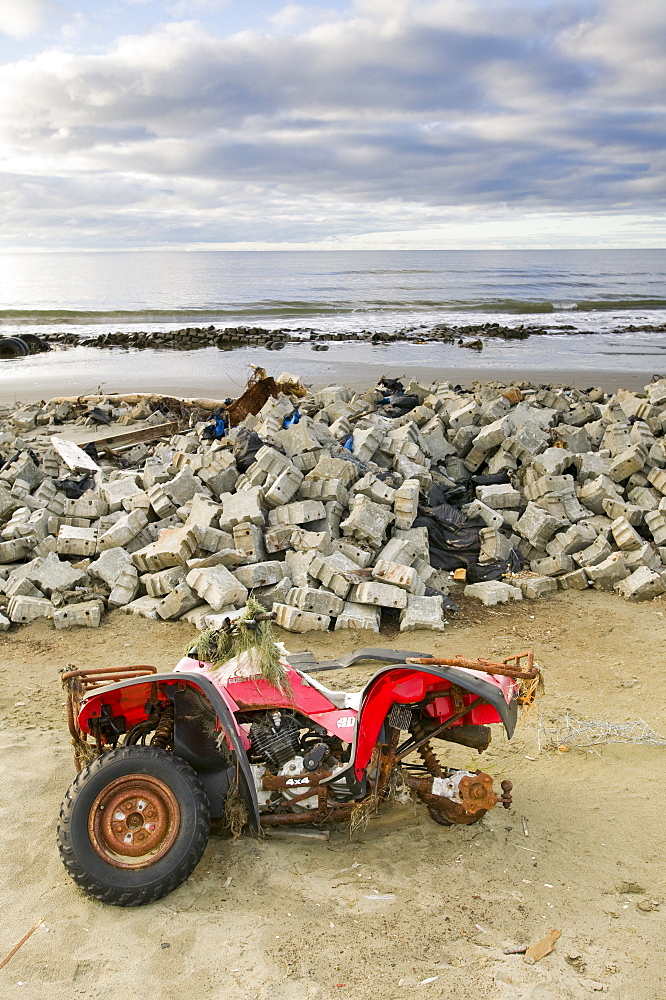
top-left (150, 704), bottom-right (174, 749)
top-left (410, 719), bottom-right (444, 778)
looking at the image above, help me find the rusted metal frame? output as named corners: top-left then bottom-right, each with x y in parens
top-left (395, 697), bottom-right (483, 763)
top-left (60, 664), bottom-right (158, 692)
top-left (405, 650), bottom-right (536, 680)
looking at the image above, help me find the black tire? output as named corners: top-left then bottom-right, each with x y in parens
top-left (16, 333), bottom-right (50, 354)
top-left (0, 337), bottom-right (29, 359)
top-left (57, 746), bottom-right (211, 906)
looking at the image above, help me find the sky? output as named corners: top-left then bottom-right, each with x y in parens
top-left (0, 0), bottom-right (664, 250)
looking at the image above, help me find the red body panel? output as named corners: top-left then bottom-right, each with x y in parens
top-left (77, 656), bottom-right (513, 783)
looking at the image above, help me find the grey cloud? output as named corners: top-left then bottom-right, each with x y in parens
top-left (0, 0), bottom-right (664, 245)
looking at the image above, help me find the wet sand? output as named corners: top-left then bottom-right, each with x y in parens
top-left (0, 341), bottom-right (659, 404)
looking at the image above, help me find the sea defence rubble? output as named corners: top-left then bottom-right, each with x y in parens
top-left (2, 374), bottom-right (666, 632)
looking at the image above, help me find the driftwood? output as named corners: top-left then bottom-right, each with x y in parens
top-left (48, 393), bottom-right (227, 413)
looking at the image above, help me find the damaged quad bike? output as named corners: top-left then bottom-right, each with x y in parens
top-left (57, 606), bottom-right (539, 906)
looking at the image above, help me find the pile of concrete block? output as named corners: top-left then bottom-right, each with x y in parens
top-left (3, 373), bottom-right (666, 633)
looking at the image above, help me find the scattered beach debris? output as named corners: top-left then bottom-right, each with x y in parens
top-left (538, 715), bottom-right (666, 751)
top-left (523, 928), bottom-right (561, 964)
top-left (1, 371), bottom-right (666, 635)
top-left (0, 917), bottom-right (44, 970)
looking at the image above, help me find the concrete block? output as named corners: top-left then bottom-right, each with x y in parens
top-left (299, 478), bottom-right (349, 505)
top-left (54, 599), bottom-right (103, 629)
top-left (476, 483), bottom-right (521, 509)
top-left (108, 568), bottom-right (140, 607)
top-left (352, 473), bottom-right (396, 507)
top-left (329, 539), bottom-right (374, 567)
top-left (285, 586), bottom-right (345, 617)
top-left (276, 419), bottom-right (322, 457)
top-left (334, 601), bottom-right (381, 632)
top-left (585, 552), bottom-right (630, 590)
top-left (0, 612), bottom-right (10, 631)
top-left (610, 516), bottom-right (644, 551)
top-left (578, 475), bottom-right (623, 516)
top-left (349, 582), bottom-right (408, 609)
top-left (97, 509), bottom-right (149, 551)
top-left (486, 448), bottom-right (519, 476)
top-left (393, 479), bottom-right (420, 530)
top-left (372, 559), bottom-right (424, 594)
top-left (546, 523), bottom-right (597, 556)
top-left (308, 456), bottom-right (358, 487)
top-left (525, 474), bottom-right (576, 502)
top-left (186, 565), bottom-right (248, 611)
top-left (4, 576), bottom-right (40, 598)
top-left (308, 552), bottom-right (357, 599)
top-left (553, 425), bottom-right (590, 454)
top-left (0, 538), bottom-right (33, 563)
top-left (308, 500), bottom-right (345, 538)
top-left (263, 524), bottom-right (295, 554)
top-left (185, 494), bottom-right (223, 528)
top-left (515, 503), bottom-right (567, 549)
top-left (122, 596), bottom-right (161, 619)
top-left (162, 467), bottom-right (203, 507)
top-left (341, 495), bottom-right (393, 547)
top-left (272, 603), bottom-right (330, 633)
top-left (142, 565), bottom-right (187, 597)
top-left (461, 499), bottom-right (504, 530)
top-left (463, 581), bottom-right (523, 605)
top-left (573, 534), bottom-right (613, 567)
top-left (264, 467), bottom-right (304, 508)
top-left (100, 478), bottom-right (143, 513)
top-left (378, 537), bottom-right (418, 566)
top-left (8, 595), bottom-right (55, 623)
top-left (232, 522), bottom-right (267, 563)
top-left (62, 496), bottom-right (108, 519)
top-left (472, 415), bottom-right (511, 454)
top-left (56, 525), bottom-right (97, 557)
top-left (31, 552), bottom-right (88, 596)
top-left (88, 547), bottom-right (135, 587)
top-left (624, 543), bottom-right (661, 572)
top-left (267, 499), bottom-right (325, 527)
top-left (644, 510), bottom-right (666, 546)
top-left (290, 529), bottom-right (333, 555)
top-left (530, 553), bottom-right (575, 577)
top-left (615, 566), bottom-right (666, 601)
top-left (351, 425), bottom-right (384, 462)
top-left (647, 467), bottom-right (666, 495)
top-left (252, 576), bottom-right (292, 611)
top-left (517, 575), bottom-right (558, 599)
top-left (132, 524), bottom-right (199, 571)
top-left (601, 498), bottom-right (643, 526)
top-left (285, 550), bottom-right (316, 588)
top-left (478, 527), bottom-right (514, 563)
top-left (399, 595), bottom-right (446, 632)
top-left (608, 445), bottom-right (646, 483)
top-left (155, 581), bottom-right (203, 620)
top-left (219, 486), bottom-right (265, 531)
top-left (233, 561), bottom-right (285, 589)
top-left (504, 425), bottom-right (548, 462)
top-left (557, 568), bottom-right (589, 591)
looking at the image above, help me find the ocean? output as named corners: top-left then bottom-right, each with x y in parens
top-left (0, 248), bottom-right (665, 401)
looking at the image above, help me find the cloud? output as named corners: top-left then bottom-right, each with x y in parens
top-left (0, 0), bottom-right (58, 38)
top-left (0, 0), bottom-right (664, 246)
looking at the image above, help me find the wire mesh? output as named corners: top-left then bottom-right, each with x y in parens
top-left (537, 714), bottom-right (666, 751)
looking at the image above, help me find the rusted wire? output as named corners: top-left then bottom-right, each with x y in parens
top-left (405, 650), bottom-right (538, 680)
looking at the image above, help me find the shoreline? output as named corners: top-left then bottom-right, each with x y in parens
top-left (0, 341), bottom-right (662, 404)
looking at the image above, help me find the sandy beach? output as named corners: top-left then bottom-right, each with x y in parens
top-left (1, 590), bottom-right (665, 1000)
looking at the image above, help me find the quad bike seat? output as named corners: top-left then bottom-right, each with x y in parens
top-left (287, 647), bottom-right (433, 711)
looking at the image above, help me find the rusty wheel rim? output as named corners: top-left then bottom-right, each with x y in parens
top-left (88, 775), bottom-right (181, 869)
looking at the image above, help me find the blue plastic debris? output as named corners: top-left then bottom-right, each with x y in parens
top-left (343, 435), bottom-right (353, 451)
top-left (283, 407), bottom-right (301, 429)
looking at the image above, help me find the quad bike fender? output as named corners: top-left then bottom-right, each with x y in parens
top-left (77, 673), bottom-right (260, 832)
top-left (349, 662), bottom-right (519, 781)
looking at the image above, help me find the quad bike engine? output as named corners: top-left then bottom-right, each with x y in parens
top-left (249, 712), bottom-right (301, 771)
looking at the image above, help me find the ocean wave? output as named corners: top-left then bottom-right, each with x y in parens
top-left (1, 296), bottom-right (665, 326)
